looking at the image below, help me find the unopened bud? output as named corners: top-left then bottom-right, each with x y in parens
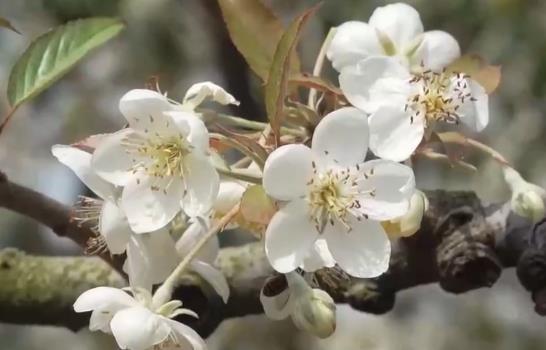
top-left (382, 191), bottom-right (428, 239)
top-left (285, 273), bottom-right (336, 338)
top-left (503, 166), bottom-right (546, 223)
top-left (290, 288), bottom-right (336, 339)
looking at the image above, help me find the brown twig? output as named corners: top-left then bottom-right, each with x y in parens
top-left (0, 170), bottom-right (125, 275)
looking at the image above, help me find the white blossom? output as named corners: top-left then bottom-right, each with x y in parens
top-left (382, 190), bottom-right (428, 238)
top-left (260, 273), bottom-right (336, 338)
top-left (339, 57), bottom-right (489, 161)
top-left (262, 107), bottom-right (415, 278)
top-left (327, 2), bottom-right (460, 72)
top-left (52, 144), bottom-right (178, 290)
top-left (73, 287), bottom-right (205, 350)
top-left (92, 83), bottom-right (237, 233)
top-left (173, 180), bottom-right (249, 303)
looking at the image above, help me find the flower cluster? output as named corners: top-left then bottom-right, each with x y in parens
top-left (47, 2), bottom-right (544, 348)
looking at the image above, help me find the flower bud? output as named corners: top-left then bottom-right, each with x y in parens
top-left (503, 166), bottom-right (546, 223)
top-left (285, 273), bottom-right (336, 338)
top-left (382, 190), bottom-right (428, 239)
top-left (290, 288), bottom-right (336, 339)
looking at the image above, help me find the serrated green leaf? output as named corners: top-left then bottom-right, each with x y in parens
top-left (0, 17), bottom-right (20, 34)
top-left (218, 0), bottom-right (300, 81)
top-left (265, 4), bottom-right (319, 146)
top-left (7, 17), bottom-right (124, 109)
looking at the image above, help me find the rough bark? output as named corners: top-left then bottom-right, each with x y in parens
top-left (1, 189), bottom-right (545, 337)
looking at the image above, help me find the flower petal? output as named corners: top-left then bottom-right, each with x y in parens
top-left (368, 105), bottom-right (424, 162)
top-left (312, 107), bottom-right (369, 168)
top-left (99, 201), bottom-right (131, 254)
top-left (339, 56), bottom-right (411, 114)
top-left (265, 199), bottom-right (319, 273)
top-left (110, 306), bottom-right (171, 350)
top-left (125, 229), bottom-right (179, 289)
top-left (357, 159), bottom-right (415, 221)
top-left (121, 175), bottom-right (184, 233)
top-left (164, 318), bottom-right (207, 350)
top-left (460, 79), bottom-right (489, 132)
top-left (327, 21), bottom-right (382, 71)
top-left (301, 238), bottom-right (336, 272)
top-left (214, 181), bottom-right (246, 215)
top-left (73, 287), bottom-right (137, 313)
top-left (263, 144), bottom-right (314, 201)
top-left (183, 81), bottom-right (239, 109)
top-left (176, 218), bottom-right (219, 263)
top-left (368, 3), bottom-right (424, 51)
top-left (164, 111), bottom-right (209, 154)
top-left (119, 89), bottom-right (173, 134)
top-left (91, 129), bottom-right (135, 187)
top-left (89, 309), bottom-right (115, 333)
top-left (181, 154), bottom-right (220, 217)
top-left (324, 217), bottom-right (391, 278)
top-left (52, 145), bottom-right (116, 201)
top-left (259, 278), bottom-right (292, 320)
top-left (191, 260), bottom-right (230, 303)
top-left (412, 30), bottom-right (460, 71)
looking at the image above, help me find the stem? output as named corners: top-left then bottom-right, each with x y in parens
top-left (0, 106), bottom-right (18, 136)
top-left (307, 28), bottom-right (336, 108)
top-left (202, 111), bottom-right (305, 137)
top-left (152, 204), bottom-right (241, 307)
top-left (216, 166), bottom-right (262, 184)
top-left (466, 138), bottom-right (510, 165)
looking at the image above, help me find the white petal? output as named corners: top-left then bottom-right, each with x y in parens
top-left (265, 199), bottom-right (318, 273)
top-left (99, 201), bottom-right (131, 254)
top-left (176, 218), bottom-right (219, 263)
top-left (191, 260), bottom-right (230, 303)
top-left (324, 217), bottom-right (390, 278)
top-left (89, 309), bottom-right (115, 332)
top-left (110, 306), bottom-right (171, 350)
top-left (357, 159), bottom-right (415, 220)
top-left (164, 318), bottom-right (207, 350)
top-left (52, 145), bottom-right (116, 201)
top-left (91, 129), bottom-right (135, 187)
top-left (460, 79), bottom-right (489, 132)
top-left (259, 278), bottom-right (292, 320)
top-left (312, 107), bottom-right (369, 168)
top-left (339, 56), bottom-right (411, 114)
top-left (368, 105), bottom-right (424, 162)
top-left (412, 30), bottom-right (460, 70)
top-left (263, 144), bottom-right (314, 201)
top-left (164, 111), bottom-right (209, 154)
top-left (73, 287), bottom-right (137, 313)
top-left (121, 175), bottom-right (184, 233)
top-left (119, 89), bottom-right (173, 134)
top-left (182, 154), bottom-right (220, 217)
top-left (214, 181), bottom-right (246, 215)
top-left (183, 81), bottom-right (239, 109)
top-left (301, 238), bottom-right (336, 272)
top-left (327, 21), bottom-right (383, 71)
top-left (369, 3), bottom-right (424, 50)
top-left (125, 229), bottom-right (179, 289)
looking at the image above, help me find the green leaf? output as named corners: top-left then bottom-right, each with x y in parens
top-left (218, 0), bottom-right (300, 81)
top-left (7, 17), bottom-right (124, 109)
top-left (265, 4), bottom-right (319, 145)
top-left (0, 17), bottom-right (20, 34)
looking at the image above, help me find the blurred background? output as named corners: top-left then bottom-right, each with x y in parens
top-left (1, 0), bottom-right (546, 349)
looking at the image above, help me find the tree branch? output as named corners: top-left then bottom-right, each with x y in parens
top-left (0, 170), bottom-right (125, 274)
top-left (1, 190), bottom-right (545, 337)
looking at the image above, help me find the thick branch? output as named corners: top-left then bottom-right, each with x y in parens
top-left (0, 171), bottom-right (124, 274)
top-left (1, 190), bottom-right (545, 337)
